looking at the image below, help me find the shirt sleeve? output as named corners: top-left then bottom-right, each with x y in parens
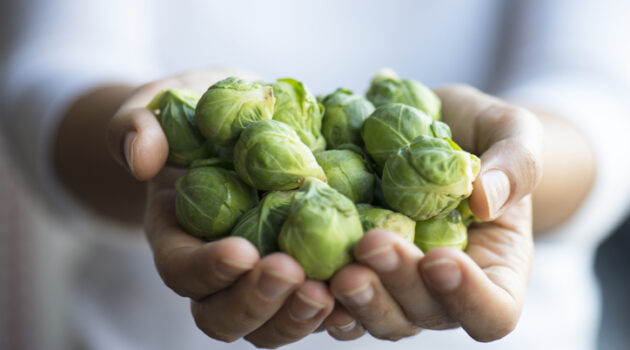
top-left (0, 0), bottom-right (162, 211)
top-left (493, 0), bottom-right (630, 246)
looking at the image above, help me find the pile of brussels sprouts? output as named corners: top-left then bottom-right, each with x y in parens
top-left (147, 70), bottom-right (480, 280)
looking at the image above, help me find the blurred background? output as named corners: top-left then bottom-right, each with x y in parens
top-left (1, 1), bottom-right (630, 349)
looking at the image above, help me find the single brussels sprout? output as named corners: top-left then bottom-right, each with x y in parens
top-left (195, 77), bottom-right (275, 146)
top-left (231, 191), bottom-right (295, 256)
top-left (234, 120), bottom-right (327, 191)
top-left (271, 78), bottom-right (326, 152)
top-left (321, 88), bottom-right (375, 148)
top-left (382, 136), bottom-right (480, 221)
top-left (414, 209), bottom-right (467, 253)
top-left (279, 178), bottom-right (364, 280)
top-left (366, 69), bottom-right (441, 120)
top-left (356, 204), bottom-right (415, 242)
top-left (315, 149), bottom-right (375, 203)
top-left (175, 160), bottom-right (258, 240)
top-left (147, 89), bottom-right (210, 165)
top-left (361, 103), bottom-right (451, 168)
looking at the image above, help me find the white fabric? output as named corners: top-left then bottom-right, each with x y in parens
top-left (2, 0), bottom-right (630, 349)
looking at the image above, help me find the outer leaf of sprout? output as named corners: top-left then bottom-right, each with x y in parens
top-left (231, 191), bottom-right (295, 256)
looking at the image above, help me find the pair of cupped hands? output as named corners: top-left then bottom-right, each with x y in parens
top-left (107, 69), bottom-right (542, 348)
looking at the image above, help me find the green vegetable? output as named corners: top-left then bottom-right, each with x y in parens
top-left (147, 89), bottom-right (210, 165)
top-left (366, 69), bottom-right (441, 120)
top-left (231, 191), bottom-right (295, 256)
top-left (271, 78), bottom-right (326, 152)
top-left (361, 103), bottom-right (451, 168)
top-left (356, 204), bottom-right (415, 242)
top-left (315, 149), bottom-right (375, 203)
top-left (321, 88), bottom-right (375, 148)
top-left (175, 160), bottom-right (258, 240)
top-left (278, 178), bottom-right (363, 280)
top-left (414, 209), bottom-right (467, 253)
top-left (381, 135), bottom-right (480, 221)
top-left (234, 120), bottom-right (327, 190)
top-left (195, 77), bottom-right (275, 146)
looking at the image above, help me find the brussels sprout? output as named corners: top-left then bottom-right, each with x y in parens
top-left (147, 89), bottom-right (210, 165)
top-left (382, 136), bottom-right (480, 221)
top-left (279, 178), bottom-right (364, 280)
top-left (414, 209), bottom-right (467, 253)
top-left (356, 204), bottom-right (415, 242)
top-left (361, 103), bottom-right (451, 168)
top-left (231, 191), bottom-right (295, 256)
top-left (321, 88), bottom-right (375, 148)
top-left (175, 160), bottom-right (258, 240)
top-left (271, 78), bottom-right (326, 152)
top-left (314, 149), bottom-right (374, 203)
top-left (234, 120), bottom-right (327, 191)
top-left (366, 69), bottom-right (441, 120)
top-left (195, 77), bottom-right (275, 146)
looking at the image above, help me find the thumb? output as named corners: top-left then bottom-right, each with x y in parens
top-left (106, 106), bottom-right (168, 181)
top-left (469, 104), bottom-right (543, 220)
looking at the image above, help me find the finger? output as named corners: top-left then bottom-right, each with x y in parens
top-left (106, 106), bottom-right (169, 180)
top-left (244, 280), bottom-right (334, 348)
top-left (435, 85), bottom-right (543, 220)
top-left (419, 197), bottom-right (533, 342)
top-left (324, 304), bottom-right (365, 341)
top-left (145, 175), bottom-right (260, 300)
top-left (191, 253), bottom-right (305, 343)
top-left (330, 264), bottom-right (422, 341)
top-left (354, 230), bottom-right (457, 330)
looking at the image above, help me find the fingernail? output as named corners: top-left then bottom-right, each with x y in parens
top-left (124, 131), bottom-right (137, 174)
top-left (483, 169), bottom-right (510, 218)
top-left (358, 245), bottom-right (399, 272)
top-left (422, 258), bottom-right (461, 292)
top-left (257, 270), bottom-right (298, 300)
top-left (216, 258), bottom-right (254, 281)
top-left (333, 320), bottom-right (357, 333)
top-left (342, 283), bottom-right (374, 306)
top-left (289, 291), bottom-right (325, 321)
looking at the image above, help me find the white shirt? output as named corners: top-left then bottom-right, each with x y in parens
top-left (2, 1), bottom-right (630, 349)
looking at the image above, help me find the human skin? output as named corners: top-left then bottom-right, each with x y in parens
top-left (54, 68), bottom-right (595, 346)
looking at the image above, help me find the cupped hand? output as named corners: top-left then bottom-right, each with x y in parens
top-left (106, 69), bottom-right (334, 348)
top-left (325, 85), bottom-right (542, 342)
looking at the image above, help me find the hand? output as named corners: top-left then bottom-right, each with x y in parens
top-left (106, 69), bottom-right (334, 348)
top-left (324, 85), bottom-right (542, 342)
